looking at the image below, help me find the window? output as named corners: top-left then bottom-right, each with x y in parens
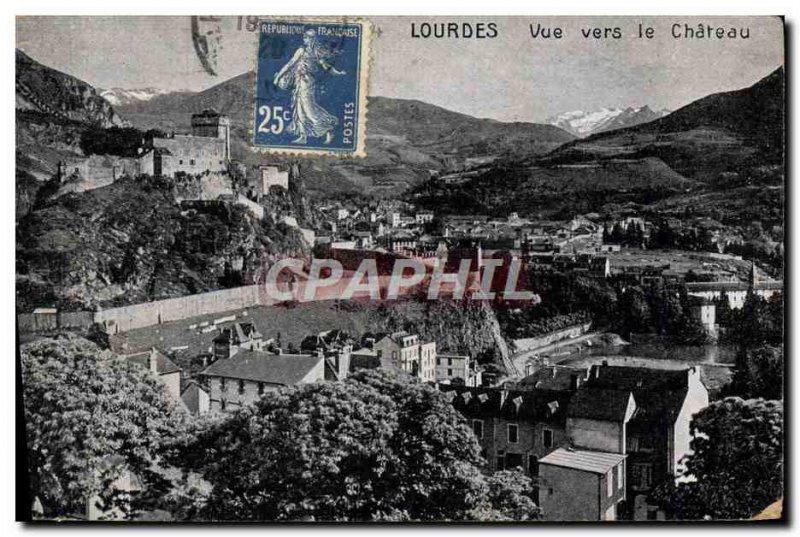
top-left (190, 159), bottom-right (196, 165)
top-left (607, 470), bottom-right (613, 497)
top-left (258, 382), bottom-right (265, 396)
top-left (528, 455), bottom-right (539, 477)
top-left (220, 378), bottom-right (227, 392)
top-left (618, 463), bottom-right (624, 490)
top-left (179, 159), bottom-right (183, 165)
top-left (448, 368), bottom-right (453, 377)
top-left (632, 463), bottom-right (653, 490)
top-left (220, 398), bottom-right (226, 411)
top-left (238, 380), bottom-right (245, 395)
top-left (508, 424), bottom-right (519, 444)
top-left (506, 453), bottom-right (523, 470)
top-left (543, 428), bottom-right (553, 448)
top-left (448, 358), bottom-right (453, 366)
top-left (472, 420), bottom-right (484, 439)
top-left (496, 456), bottom-right (505, 471)
top-left (639, 436), bottom-right (654, 452)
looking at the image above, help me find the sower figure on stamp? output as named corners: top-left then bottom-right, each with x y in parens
top-left (273, 29), bottom-right (346, 145)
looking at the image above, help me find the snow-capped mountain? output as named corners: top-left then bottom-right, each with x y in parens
top-left (99, 87), bottom-right (178, 106)
top-left (548, 105), bottom-right (669, 137)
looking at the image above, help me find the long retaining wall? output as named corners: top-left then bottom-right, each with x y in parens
top-left (19, 262), bottom-right (486, 335)
top-left (95, 285), bottom-right (266, 333)
top-left (512, 322), bottom-right (593, 353)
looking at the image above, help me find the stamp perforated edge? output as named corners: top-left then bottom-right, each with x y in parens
top-left (247, 16), bottom-right (372, 159)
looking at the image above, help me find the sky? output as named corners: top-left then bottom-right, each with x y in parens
top-left (15, 16), bottom-right (784, 123)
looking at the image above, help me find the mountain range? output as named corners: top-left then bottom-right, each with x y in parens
top-left (548, 106), bottom-right (669, 137)
top-left (16, 47), bottom-right (784, 214)
top-left (112, 71), bottom-right (575, 196)
top-left (99, 87), bottom-right (191, 107)
top-left (412, 67), bottom-right (784, 221)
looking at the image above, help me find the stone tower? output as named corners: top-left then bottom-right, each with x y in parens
top-left (191, 109), bottom-right (231, 161)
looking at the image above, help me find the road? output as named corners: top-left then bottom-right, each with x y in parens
top-left (509, 331), bottom-right (603, 377)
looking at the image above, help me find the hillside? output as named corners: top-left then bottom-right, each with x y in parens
top-left (115, 72), bottom-right (575, 196)
top-left (15, 52), bottom-right (320, 312)
top-left (16, 49), bottom-right (129, 219)
top-left (412, 68), bottom-right (785, 219)
top-left (16, 49), bottom-right (122, 127)
top-left (544, 67), bottom-right (784, 181)
top-left (16, 176), bottom-right (311, 311)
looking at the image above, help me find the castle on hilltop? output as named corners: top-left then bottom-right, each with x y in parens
top-left (138, 109), bottom-right (231, 177)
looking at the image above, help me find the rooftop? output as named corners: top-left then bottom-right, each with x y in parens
top-left (567, 388), bottom-right (635, 422)
top-left (200, 350), bottom-right (322, 385)
top-left (539, 448), bottom-right (627, 474)
top-left (124, 348), bottom-right (182, 376)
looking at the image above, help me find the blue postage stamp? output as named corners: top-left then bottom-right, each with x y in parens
top-left (252, 19), bottom-right (371, 157)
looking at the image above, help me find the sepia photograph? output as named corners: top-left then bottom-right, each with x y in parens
top-left (12, 11), bottom-right (786, 525)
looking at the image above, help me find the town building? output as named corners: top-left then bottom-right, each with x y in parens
top-left (372, 331), bottom-right (437, 381)
top-left (435, 354), bottom-right (482, 386)
top-left (211, 322), bottom-right (267, 361)
top-left (122, 348), bottom-right (182, 404)
top-left (441, 363), bottom-right (709, 521)
top-left (180, 380), bottom-right (210, 415)
top-left (538, 448), bottom-right (627, 521)
top-left (686, 264), bottom-right (783, 309)
top-left (253, 165), bottom-right (290, 198)
top-left (415, 211), bottom-right (435, 224)
top-left (199, 351), bottom-right (325, 412)
top-left (300, 329), bottom-right (354, 381)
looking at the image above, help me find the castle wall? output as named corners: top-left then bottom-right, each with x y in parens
top-left (152, 136), bottom-right (227, 176)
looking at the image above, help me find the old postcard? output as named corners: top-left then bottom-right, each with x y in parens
top-left (15, 15), bottom-right (784, 523)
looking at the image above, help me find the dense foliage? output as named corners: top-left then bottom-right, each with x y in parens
top-left (651, 397), bottom-right (783, 520)
top-left (79, 126), bottom-right (165, 157)
top-left (724, 345), bottom-right (783, 401)
top-left (517, 270), bottom-right (709, 344)
top-left (173, 369), bottom-right (539, 521)
top-left (21, 336), bottom-right (187, 519)
top-left (720, 292), bottom-right (783, 348)
top-left (496, 309), bottom-right (590, 340)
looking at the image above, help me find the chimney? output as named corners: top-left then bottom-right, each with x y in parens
top-left (500, 387), bottom-right (509, 407)
top-left (149, 348), bottom-right (158, 374)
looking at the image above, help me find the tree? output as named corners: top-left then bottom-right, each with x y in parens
top-left (618, 286), bottom-right (651, 335)
top-left (651, 397), bottom-right (783, 520)
top-left (726, 345), bottom-right (783, 400)
top-left (175, 369), bottom-right (540, 521)
top-left (730, 292), bottom-right (783, 348)
top-left (21, 336), bottom-right (187, 519)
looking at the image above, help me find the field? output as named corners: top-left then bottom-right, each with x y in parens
top-left (119, 300), bottom-right (378, 373)
top-left (606, 248), bottom-right (751, 280)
